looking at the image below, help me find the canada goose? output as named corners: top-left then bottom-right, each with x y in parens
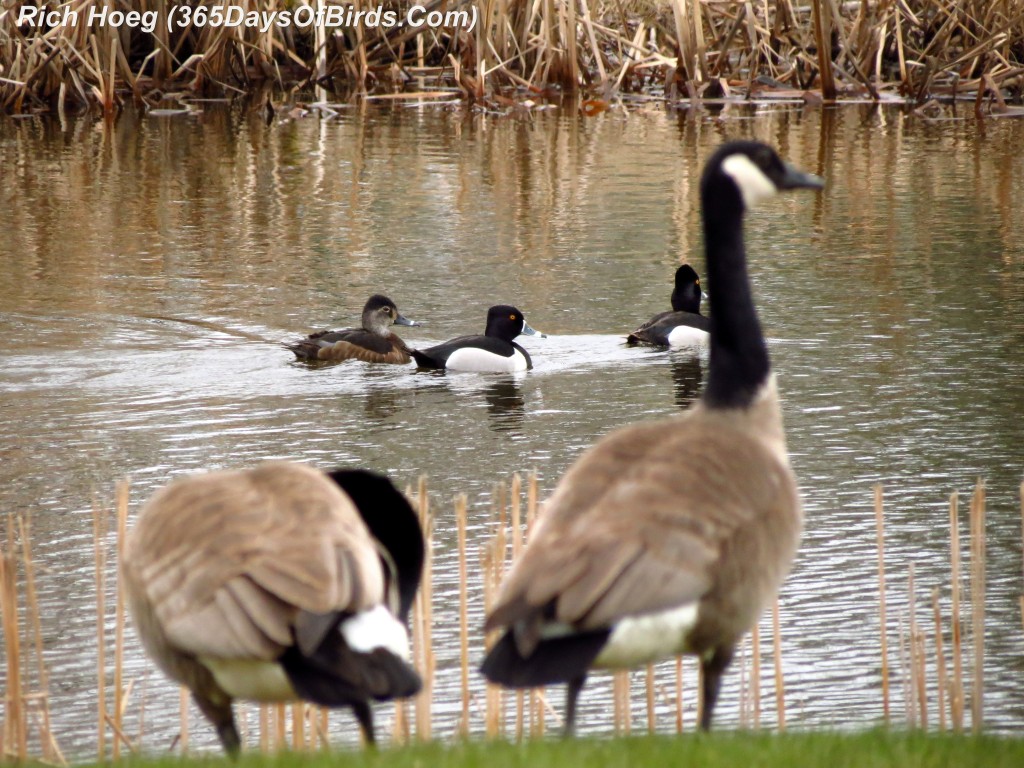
top-left (480, 141), bottom-right (823, 734)
top-left (411, 305), bottom-right (545, 372)
top-left (122, 461), bottom-right (424, 754)
top-left (287, 294), bottom-right (421, 363)
top-left (627, 264), bottom-right (711, 348)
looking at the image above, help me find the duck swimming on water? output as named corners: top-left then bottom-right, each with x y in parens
top-left (287, 294), bottom-right (421, 364)
top-left (627, 264), bottom-right (710, 349)
top-left (412, 305), bottom-right (545, 373)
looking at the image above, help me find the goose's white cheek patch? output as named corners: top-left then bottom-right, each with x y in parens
top-left (722, 154), bottom-right (777, 209)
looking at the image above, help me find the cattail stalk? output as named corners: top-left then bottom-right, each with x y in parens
top-left (969, 480), bottom-right (986, 733)
top-left (874, 484), bottom-right (890, 725)
top-left (456, 493), bottom-right (470, 737)
top-left (772, 598), bottom-right (786, 731)
top-left (1, 535), bottom-right (26, 761)
top-left (113, 481), bottom-right (129, 757)
top-left (932, 588), bottom-right (948, 732)
top-left (949, 491), bottom-right (964, 730)
top-left (93, 501), bottom-right (108, 762)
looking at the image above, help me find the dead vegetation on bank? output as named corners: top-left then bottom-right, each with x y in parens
top-left (1, 1), bottom-right (1023, 115)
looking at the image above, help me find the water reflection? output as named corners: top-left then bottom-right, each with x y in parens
top-left (481, 377), bottom-right (527, 432)
top-left (669, 353), bottom-right (704, 409)
top-left (420, 371), bottom-right (529, 434)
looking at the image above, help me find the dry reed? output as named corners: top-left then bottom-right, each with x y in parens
top-left (3, 1), bottom-right (1024, 114)
top-left (969, 479), bottom-right (985, 733)
top-left (874, 483), bottom-right (890, 726)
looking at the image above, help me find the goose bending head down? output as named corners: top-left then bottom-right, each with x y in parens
top-left (286, 294), bottom-right (421, 364)
top-left (480, 141), bottom-right (823, 735)
top-left (122, 461), bottom-right (425, 755)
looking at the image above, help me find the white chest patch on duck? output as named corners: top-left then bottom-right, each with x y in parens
top-left (593, 603), bottom-right (699, 668)
top-left (667, 324), bottom-right (710, 349)
top-left (445, 346), bottom-right (527, 372)
top-left (722, 154), bottom-right (777, 209)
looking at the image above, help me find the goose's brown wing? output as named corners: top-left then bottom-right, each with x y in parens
top-left (124, 462), bottom-right (384, 661)
top-left (486, 413), bottom-right (799, 637)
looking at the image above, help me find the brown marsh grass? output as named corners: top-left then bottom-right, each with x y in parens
top-left (1, 473), bottom-right (1022, 758)
top-left (2, 1), bottom-right (1024, 115)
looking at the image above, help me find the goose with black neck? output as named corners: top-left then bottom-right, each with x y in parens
top-left (480, 141), bottom-right (824, 735)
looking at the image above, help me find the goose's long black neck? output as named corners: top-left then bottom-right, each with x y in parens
top-left (701, 179), bottom-right (771, 409)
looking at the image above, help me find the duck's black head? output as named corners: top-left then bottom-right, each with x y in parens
top-left (361, 294), bottom-right (420, 336)
top-left (483, 305), bottom-right (545, 342)
top-left (670, 264), bottom-right (703, 314)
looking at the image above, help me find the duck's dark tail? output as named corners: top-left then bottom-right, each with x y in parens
top-left (410, 349), bottom-right (442, 369)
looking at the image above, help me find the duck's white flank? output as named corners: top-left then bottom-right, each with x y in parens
top-left (667, 324), bottom-right (711, 349)
top-left (445, 346), bottom-right (528, 373)
top-left (593, 603), bottom-right (700, 668)
top-left (340, 604), bottom-right (411, 658)
top-left (721, 154), bottom-right (778, 209)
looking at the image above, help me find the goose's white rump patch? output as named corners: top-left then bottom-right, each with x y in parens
top-left (341, 604), bottom-right (411, 657)
top-left (593, 603), bottom-right (699, 668)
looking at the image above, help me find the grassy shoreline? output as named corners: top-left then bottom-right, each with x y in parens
top-left (2, 1), bottom-right (1023, 115)
top-left (113, 732), bottom-right (1024, 768)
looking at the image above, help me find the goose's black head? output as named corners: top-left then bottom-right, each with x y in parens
top-left (702, 141), bottom-right (824, 215)
top-left (361, 294), bottom-right (421, 337)
top-left (670, 264), bottom-right (704, 314)
top-left (483, 305), bottom-right (545, 342)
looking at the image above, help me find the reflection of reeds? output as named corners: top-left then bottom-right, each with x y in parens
top-left (3, 2), bottom-right (1024, 113)
top-left (1, 476), bottom-right (1019, 758)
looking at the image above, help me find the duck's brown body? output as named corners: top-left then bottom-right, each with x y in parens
top-left (287, 294), bottom-right (419, 364)
top-left (289, 328), bottom-right (414, 363)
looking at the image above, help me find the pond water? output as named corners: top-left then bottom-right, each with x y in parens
top-left (1, 100), bottom-right (1023, 756)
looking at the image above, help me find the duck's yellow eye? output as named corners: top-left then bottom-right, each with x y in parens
top-left (509, 314), bottom-right (517, 321)
top-left (695, 280), bottom-right (700, 287)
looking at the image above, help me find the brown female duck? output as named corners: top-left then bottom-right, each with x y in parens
top-left (287, 294), bottom-right (420, 363)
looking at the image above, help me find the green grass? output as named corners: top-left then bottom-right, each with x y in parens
top-left (112, 732), bottom-right (1024, 768)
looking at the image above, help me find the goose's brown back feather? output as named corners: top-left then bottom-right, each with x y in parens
top-left (486, 384), bottom-right (801, 655)
top-left (123, 462), bottom-right (386, 667)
